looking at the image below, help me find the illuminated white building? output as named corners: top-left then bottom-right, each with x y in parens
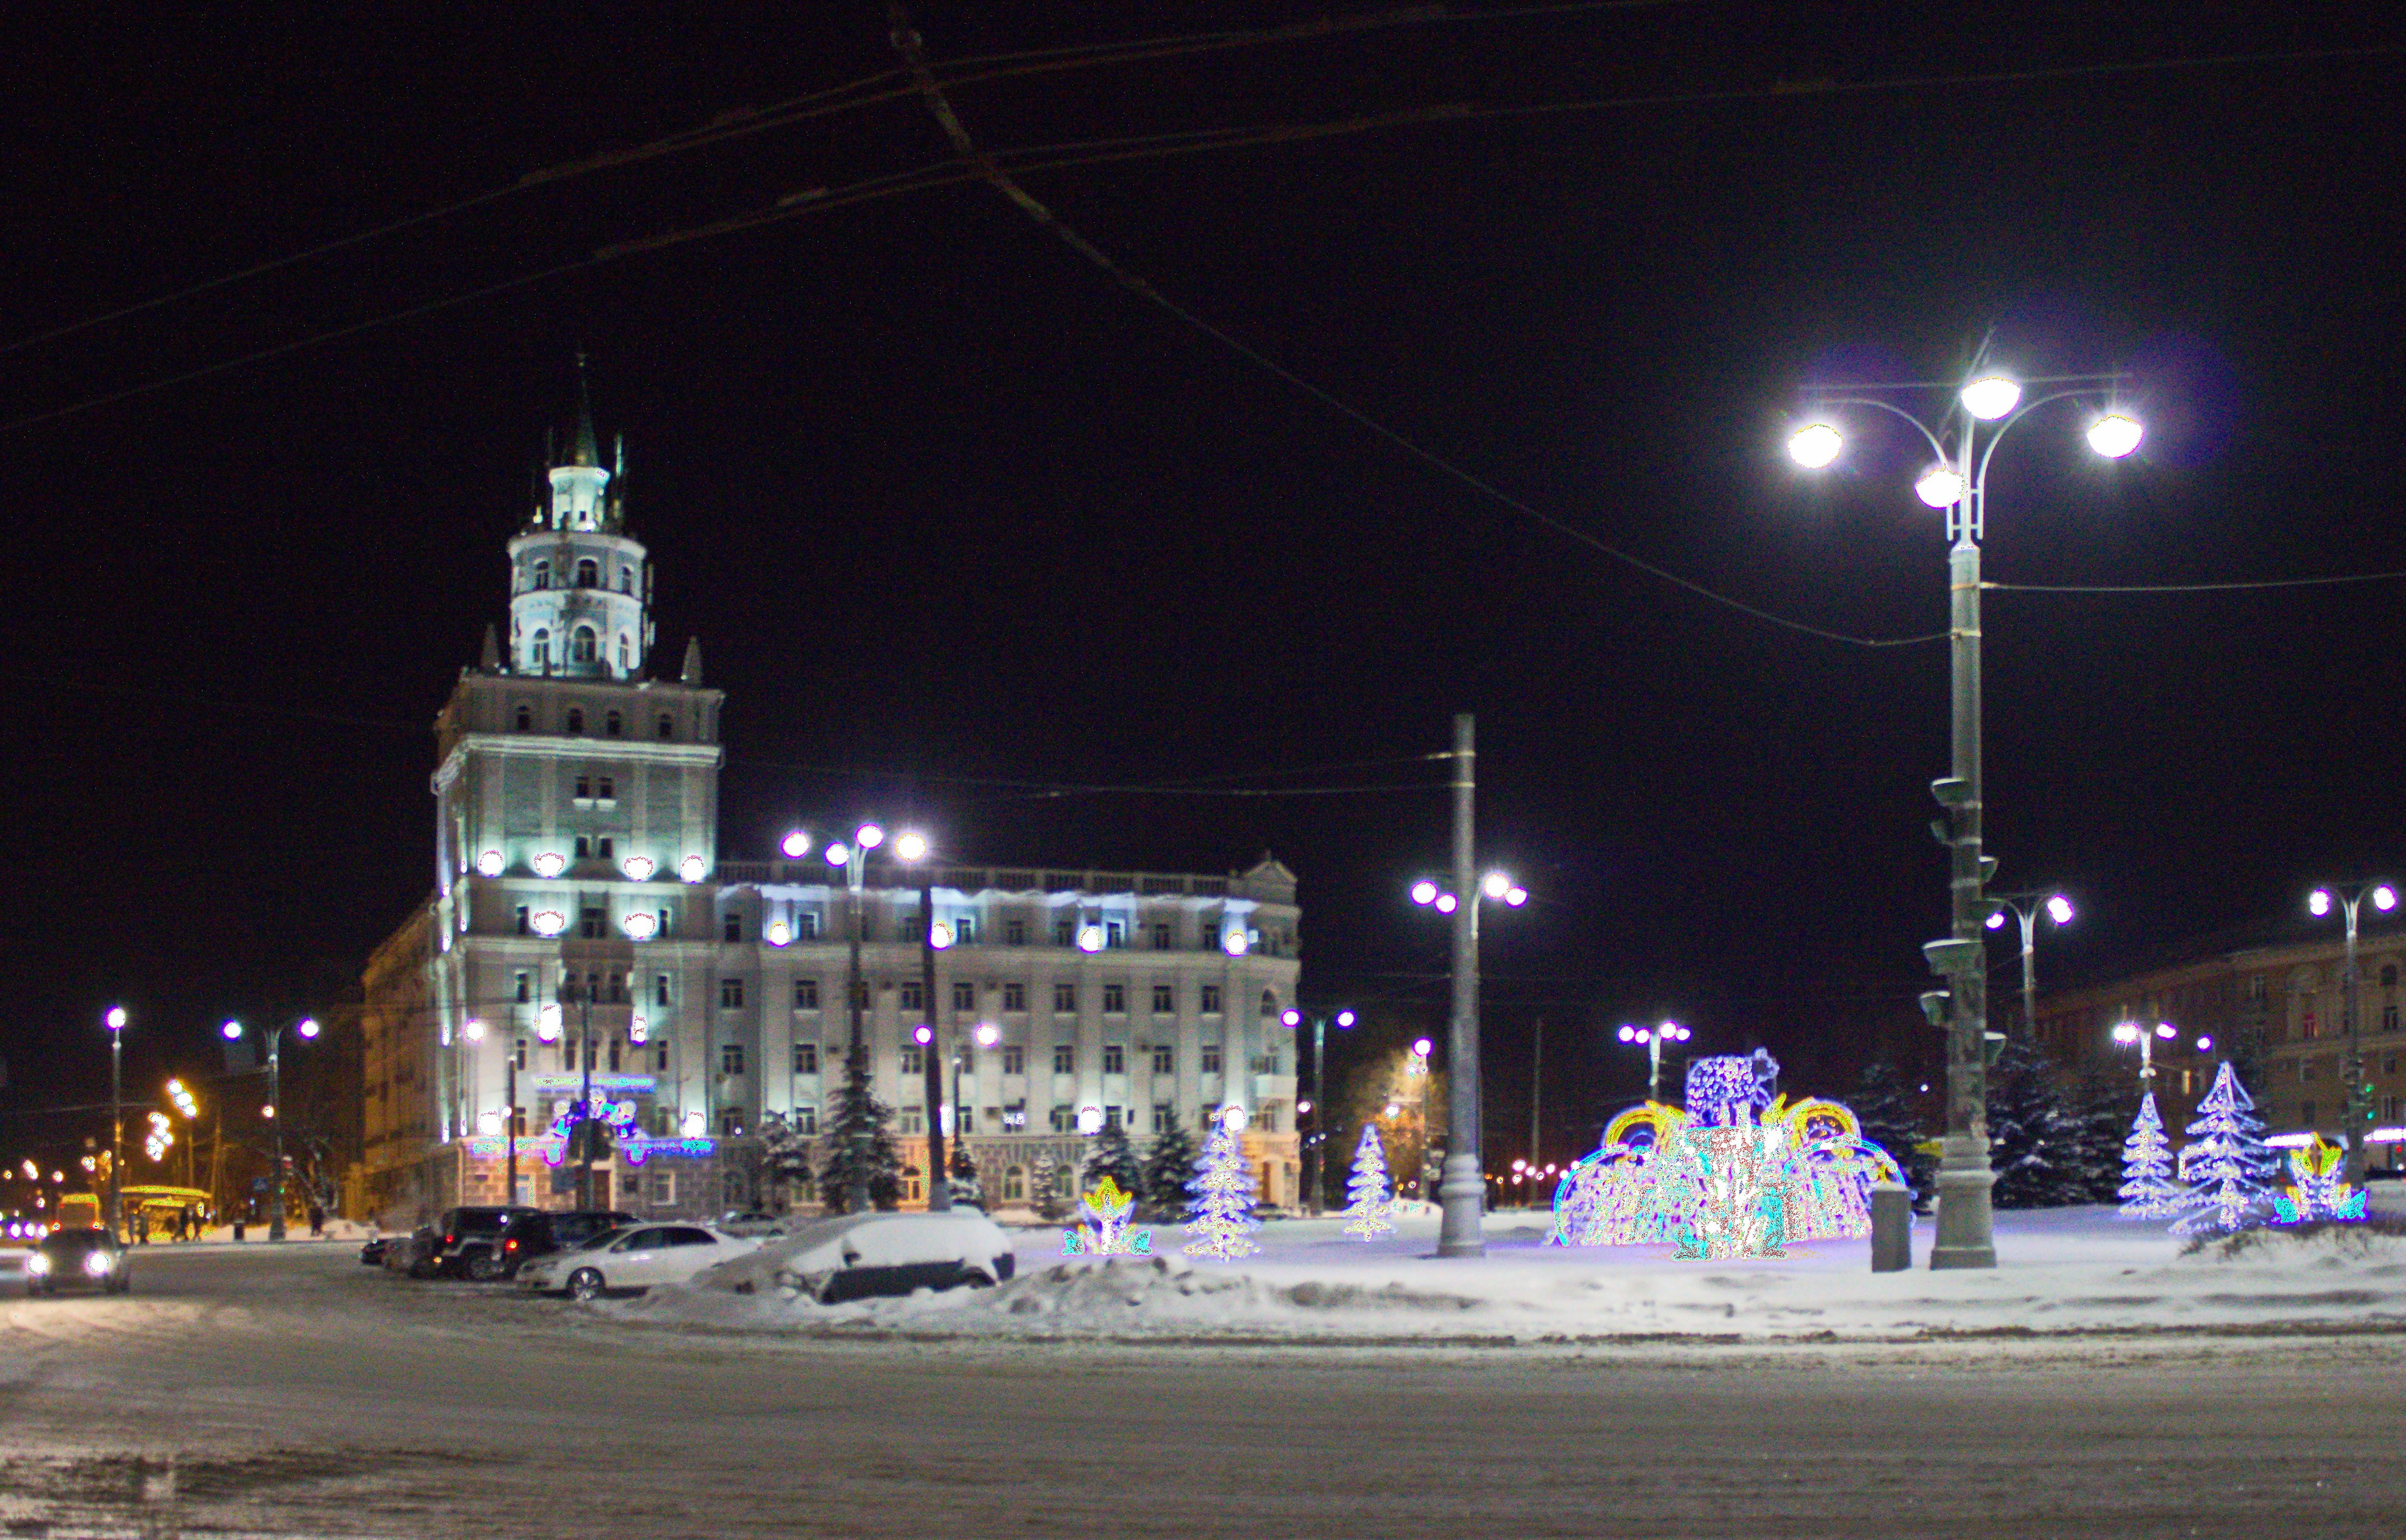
top-left (361, 392), bottom-right (1302, 1220)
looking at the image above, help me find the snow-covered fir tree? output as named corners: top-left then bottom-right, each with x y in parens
top-left (1986, 1037), bottom-right (2087, 1209)
top-left (1138, 1120), bottom-right (1199, 1221)
top-left (1849, 1062), bottom-right (1932, 1207)
top-left (2116, 1091), bottom-right (2181, 1218)
top-left (948, 1142), bottom-right (984, 1211)
top-left (1081, 1117), bottom-right (1145, 1200)
top-left (1182, 1119), bottom-right (1261, 1260)
top-left (757, 1111), bottom-right (815, 1210)
top-left (1341, 1124), bottom-right (1395, 1240)
top-left (1030, 1152), bottom-right (1068, 1220)
top-left (2071, 1067), bottom-right (2142, 1205)
top-left (816, 1045), bottom-right (903, 1214)
top-left (2172, 1061), bottom-right (2277, 1236)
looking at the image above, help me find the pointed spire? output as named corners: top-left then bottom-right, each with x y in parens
top-left (564, 353), bottom-right (599, 468)
top-left (481, 623), bottom-right (501, 671)
top-left (681, 637), bottom-right (704, 686)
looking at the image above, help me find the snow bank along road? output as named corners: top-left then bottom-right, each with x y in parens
top-left (1, 1244), bottom-right (2403, 1539)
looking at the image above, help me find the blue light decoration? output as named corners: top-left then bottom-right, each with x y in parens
top-left (1341, 1124), bottom-right (1396, 1240)
top-left (1546, 1051), bottom-right (1900, 1258)
top-left (2268, 1136), bottom-right (2368, 1224)
top-left (1061, 1175), bottom-right (1152, 1256)
top-left (2117, 1093), bottom-right (2182, 1219)
top-left (2170, 1062), bottom-right (2277, 1237)
top-left (1182, 1111), bottom-right (1262, 1261)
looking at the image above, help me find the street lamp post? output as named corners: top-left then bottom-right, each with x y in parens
top-left (820, 822), bottom-right (887, 1214)
top-left (895, 829), bottom-right (951, 1213)
top-left (104, 1006), bottom-right (127, 1240)
top-left (1615, 1019), bottom-right (1692, 1103)
top-left (2111, 1019), bottom-right (2178, 1085)
top-left (1788, 350), bottom-right (2142, 1270)
top-left (1280, 1007), bottom-right (1356, 1214)
top-left (2308, 881), bottom-right (2396, 1184)
top-left (222, 1016), bottom-right (320, 1241)
top-left (1987, 892), bottom-right (2076, 1040)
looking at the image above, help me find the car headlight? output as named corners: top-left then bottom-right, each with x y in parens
top-left (26, 1253), bottom-right (51, 1275)
top-left (86, 1251), bottom-right (114, 1277)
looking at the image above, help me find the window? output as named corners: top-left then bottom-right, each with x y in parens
top-left (1260, 990), bottom-right (1278, 1016)
top-left (530, 631), bottom-right (551, 670)
top-left (513, 1104), bottom-right (528, 1135)
top-left (564, 1038), bottom-right (578, 1072)
top-left (1003, 1167), bottom-right (1026, 1201)
top-left (1103, 984), bottom-right (1127, 1013)
top-left (604, 710), bottom-right (621, 738)
top-left (1050, 1105), bottom-right (1075, 1133)
top-left (1104, 1105), bottom-right (1124, 1129)
top-left (1258, 1104), bottom-right (1281, 1133)
top-left (1105, 920), bottom-right (1127, 949)
top-left (532, 559), bottom-right (550, 590)
top-left (1053, 1044), bottom-right (1075, 1074)
top-left (656, 909), bottom-right (671, 938)
top-left (571, 627), bottom-right (598, 663)
top-left (515, 906), bottom-right (530, 935)
top-left (1002, 1046), bottom-right (1025, 1075)
top-left (607, 1038), bottom-right (622, 1072)
top-left (566, 707), bottom-right (584, 733)
top-left (799, 910), bottom-right (822, 939)
top-left (894, 909), bottom-right (921, 942)
top-left (1054, 919), bottom-right (1076, 947)
top-left (619, 564), bottom-right (633, 593)
top-left (2386, 964), bottom-right (2400, 988)
top-left (1004, 983), bottom-right (1027, 1012)
top-left (1103, 1044), bottom-right (1125, 1074)
top-left (1152, 924), bottom-right (1173, 950)
top-left (515, 971), bottom-right (531, 1003)
top-left (720, 1111), bottom-right (744, 1137)
top-left (901, 981), bottom-right (925, 1012)
top-left (1151, 1044), bottom-right (1174, 1074)
top-left (514, 1039), bottom-right (528, 1072)
top-left (618, 635), bottom-right (631, 671)
top-left (1153, 1102), bottom-right (1174, 1132)
top-left (649, 1172), bottom-right (676, 1204)
top-left (794, 978), bottom-right (820, 1010)
top-left (795, 1106), bottom-right (819, 1135)
top-left (576, 558), bottom-right (598, 588)
top-left (720, 1043), bottom-right (746, 1075)
top-left (1202, 1044), bottom-right (1223, 1073)
top-left (720, 978), bottom-right (745, 1008)
top-left (2387, 1004), bottom-right (2399, 1032)
top-left (1054, 983), bottom-right (1077, 1012)
top-left (953, 981), bottom-right (976, 1012)
top-left (575, 835), bottom-right (592, 859)
top-left (1003, 1100), bottom-right (1027, 1128)
top-left (576, 774), bottom-right (593, 800)
top-left (657, 713), bottom-right (674, 741)
top-left (1005, 919), bottom-right (1027, 946)
top-left (655, 1043), bottom-right (671, 1073)
top-left (1153, 984), bottom-right (1175, 1013)
top-left (899, 1107), bottom-right (924, 1134)
top-left (723, 912), bottom-right (743, 942)
top-left (1201, 985), bottom-right (1222, 1013)
top-left (901, 1045), bottom-right (924, 1075)
top-left (954, 915), bottom-right (978, 945)
top-left (1198, 925), bottom-right (1221, 952)
top-left (514, 705), bottom-right (532, 731)
top-left (656, 974), bottom-right (671, 1007)
top-left (957, 1105), bottom-right (975, 1133)
top-left (606, 972), bottom-right (625, 1004)
top-left (793, 1043), bottom-right (819, 1075)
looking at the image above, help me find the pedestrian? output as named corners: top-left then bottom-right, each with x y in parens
top-left (134, 1210), bottom-right (149, 1245)
top-left (308, 1202), bottom-right (325, 1238)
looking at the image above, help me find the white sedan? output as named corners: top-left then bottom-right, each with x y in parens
top-left (697, 1212), bottom-right (1017, 1304)
top-left (517, 1223), bottom-right (759, 1300)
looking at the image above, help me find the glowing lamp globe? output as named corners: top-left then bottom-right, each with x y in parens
top-left (1077, 1105), bottom-right (1104, 1135)
top-left (2377, 886), bottom-right (2399, 912)
top-left (1434, 893), bottom-right (1458, 914)
top-left (2086, 414), bottom-right (2143, 458)
top-left (1787, 422), bottom-right (1843, 469)
top-left (930, 922), bottom-right (954, 950)
top-left (621, 911), bottom-right (657, 940)
top-left (106, 1007), bottom-right (127, 1032)
top-left (529, 910), bottom-right (566, 937)
top-left (1296, 1098), bottom-right (1312, 1116)
top-left (975, 1023), bottom-right (1000, 1047)
top-left (536, 1005), bottom-right (561, 1041)
top-left (1077, 925), bottom-right (1104, 954)
top-left (913, 1025), bottom-right (933, 1045)
top-left (1505, 887), bottom-right (1529, 906)
top-left (2155, 1023), bottom-right (2176, 1040)
top-left (476, 850), bottom-right (505, 877)
top-left (1482, 871), bottom-right (1512, 900)
top-left (1985, 910), bottom-right (2007, 930)
top-left (681, 1112), bottom-right (707, 1139)
top-left (1413, 1037), bottom-right (1434, 1058)
top-left (221, 1020), bottom-right (242, 1041)
top-left (780, 830), bottom-right (811, 859)
top-left (297, 1018), bottom-right (320, 1040)
top-left (476, 1111), bottom-right (502, 1136)
top-left (1617, 1025), bottom-right (1636, 1042)
top-left (1959, 375), bottom-right (2022, 420)
top-left (1914, 467), bottom-right (1968, 508)
top-left (1335, 1009), bottom-right (1356, 1028)
top-left (894, 831), bottom-right (928, 862)
top-left (531, 851), bottom-right (566, 878)
top-left (1410, 880), bottom-right (1439, 906)
top-left (765, 920), bottom-right (791, 947)
top-left (2046, 895), bottom-right (2075, 925)
top-left (823, 843), bottom-right (850, 867)
top-left (620, 855), bottom-right (656, 881)
top-left (2197, 1036), bottom-right (2213, 1052)
top-left (1281, 1009), bottom-right (1301, 1028)
top-left (1220, 1105), bottom-right (1249, 1133)
top-left (630, 1015), bottom-right (648, 1043)
top-left (1222, 930), bottom-right (1250, 957)
top-left (678, 855), bottom-right (706, 883)
top-left (854, 823), bottom-right (884, 851)
top-left (2310, 889), bottom-right (2333, 917)
top-left (462, 1019), bottom-right (485, 1042)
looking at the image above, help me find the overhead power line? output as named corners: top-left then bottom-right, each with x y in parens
top-left (1989, 571), bottom-right (2406, 594)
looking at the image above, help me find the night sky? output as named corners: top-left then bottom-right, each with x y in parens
top-left (6, 4), bottom-right (2403, 1168)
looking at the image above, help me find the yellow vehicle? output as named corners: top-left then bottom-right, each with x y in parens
top-left (121, 1186), bottom-right (212, 1239)
top-left (55, 1193), bottom-right (102, 1232)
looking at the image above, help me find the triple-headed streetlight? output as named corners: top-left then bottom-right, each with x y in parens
top-left (1410, 861), bottom-right (1526, 1257)
top-left (1281, 1006), bottom-right (1356, 1214)
top-left (103, 1006), bottom-right (127, 1239)
top-left (2307, 880), bottom-right (2396, 1184)
top-left (221, 1016), bottom-right (319, 1241)
top-left (1616, 1019), bottom-right (1692, 1103)
top-left (1986, 892), bottom-right (2076, 1040)
top-left (1787, 350), bottom-right (2142, 1272)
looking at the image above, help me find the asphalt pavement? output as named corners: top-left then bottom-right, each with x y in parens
top-left (1, 1242), bottom-right (2400, 1538)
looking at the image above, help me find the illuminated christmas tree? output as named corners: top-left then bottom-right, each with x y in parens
top-left (2116, 1092), bottom-right (2181, 1219)
top-left (2171, 1062), bottom-right (2275, 1236)
top-left (1341, 1125), bottom-right (1395, 1240)
top-left (1182, 1112), bottom-right (1261, 1261)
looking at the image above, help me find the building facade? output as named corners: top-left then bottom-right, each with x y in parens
top-left (2035, 931), bottom-right (2406, 1169)
top-left (361, 395), bottom-right (1303, 1222)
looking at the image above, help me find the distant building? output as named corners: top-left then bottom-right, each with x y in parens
top-left (2034, 927), bottom-right (2406, 1168)
top-left (360, 385), bottom-right (1303, 1221)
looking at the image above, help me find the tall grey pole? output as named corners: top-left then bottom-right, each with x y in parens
top-left (1931, 448), bottom-right (1998, 1269)
top-left (109, 1025), bottom-right (123, 1241)
top-left (2019, 906), bottom-right (2039, 1041)
top-left (1528, 1016), bottom-right (1543, 1178)
top-left (268, 1032), bottom-right (287, 1242)
top-left (1437, 711), bottom-right (1486, 1257)
top-left (919, 877), bottom-right (951, 1212)
top-left (505, 1039), bottom-right (518, 1208)
top-left (845, 860), bottom-right (872, 1214)
top-left (576, 986), bottom-right (595, 1211)
top-left (2343, 898), bottom-right (2365, 1185)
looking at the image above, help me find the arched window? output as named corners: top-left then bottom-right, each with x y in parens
top-left (617, 634), bottom-right (631, 671)
top-left (619, 565), bottom-right (633, 593)
top-left (529, 630), bottom-right (549, 670)
top-left (575, 558), bottom-right (599, 589)
top-left (513, 705), bottom-right (531, 732)
top-left (571, 626), bottom-right (598, 663)
top-left (1260, 990), bottom-right (1278, 1016)
top-left (566, 707), bottom-right (584, 734)
top-left (532, 560), bottom-right (550, 591)
top-left (657, 713), bottom-right (674, 742)
top-left (1002, 1166), bottom-right (1026, 1202)
top-left (604, 710), bottom-right (622, 738)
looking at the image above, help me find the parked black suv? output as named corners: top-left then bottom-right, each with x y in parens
top-left (491, 1209), bottom-right (637, 1280)
top-left (414, 1206), bottom-right (536, 1279)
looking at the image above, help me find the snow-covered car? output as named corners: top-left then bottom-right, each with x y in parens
top-left (697, 1212), bottom-right (1016, 1304)
top-left (516, 1222), bottom-right (759, 1300)
top-left (25, 1229), bottom-right (130, 1296)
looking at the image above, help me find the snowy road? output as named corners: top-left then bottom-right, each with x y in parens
top-left (3, 1243), bottom-right (2403, 1538)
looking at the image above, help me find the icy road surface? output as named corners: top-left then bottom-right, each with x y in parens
top-left (1, 1241), bottom-right (2403, 1538)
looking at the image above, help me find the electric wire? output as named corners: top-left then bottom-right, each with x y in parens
top-left (1989, 571), bottom-right (2406, 594)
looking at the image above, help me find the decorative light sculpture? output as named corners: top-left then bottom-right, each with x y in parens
top-left (2268, 1137), bottom-right (2368, 1224)
top-left (2170, 1062), bottom-right (2276, 1236)
top-left (2116, 1093), bottom-right (2181, 1218)
top-left (1061, 1175), bottom-right (1150, 1256)
top-left (531, 851), bottom-right (566, 878)
top-left (1182, 1116), bottom-right (1261, 1261)
top-left (621, 911), bottom-right (657, 941)
top-left (529, 910), bottom-right (566, 937)
top-left (1342, 1124), bottom-right (1396, 1240)
top-left (620, 854), bottom-right (656, 881)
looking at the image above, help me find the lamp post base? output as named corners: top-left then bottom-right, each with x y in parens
top-left (1929, 1139), bottom-right (1997, 1270)
top-left (1434, 1153), bottom-right (1486, 1257)
top-left (926, 1178), bottom-right (952, 1213)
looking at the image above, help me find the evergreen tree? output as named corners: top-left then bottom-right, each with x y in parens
top-left (1341, 1124), bottom-right (1396, 1240)
top-left (1182, 1121), bottom-right (1262, 1260)
top-left (1849, 1062), bottom-right (1932, 1205)
top-left (948, 1141), bottom-right (984, 1210)
top-left (2172, 1062), bottom-right (2276, 1236)
top-left (758, 1112), bottom-right (816, 1211)
top-left (2116, 1091), bottom-right (2181, 1218)
top-left (1081, 1119), bottom-right (1145, 1201)
top-left (1031, 1152), bottom-right (1068, 1220)
top-left (1139, 1121), bottom-right (1199, 1221)
top-left (816, 1046), bottom-right (902, 1214)
top-left (1985, 1038), bottom-right (2087, 1210)
top-left (2072, 1067), bottom-right (2142, 1205)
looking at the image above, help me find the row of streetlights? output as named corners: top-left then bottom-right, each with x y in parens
top-left (96, 1007), bottom-right (316, 1240)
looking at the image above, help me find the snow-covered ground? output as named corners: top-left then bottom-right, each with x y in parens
top-left (611, 1197), bottom-right (2406, 1342)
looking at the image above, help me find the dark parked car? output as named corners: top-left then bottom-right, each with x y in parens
top-left (400, 1206), bottom-right (535, 1279)
top-left (26, 1229), bottom-right (130, 1296)
top-left (360, 1237), bottom-right (393, 1266)
top-left (490, 1209), bottom-right (636, 1280)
